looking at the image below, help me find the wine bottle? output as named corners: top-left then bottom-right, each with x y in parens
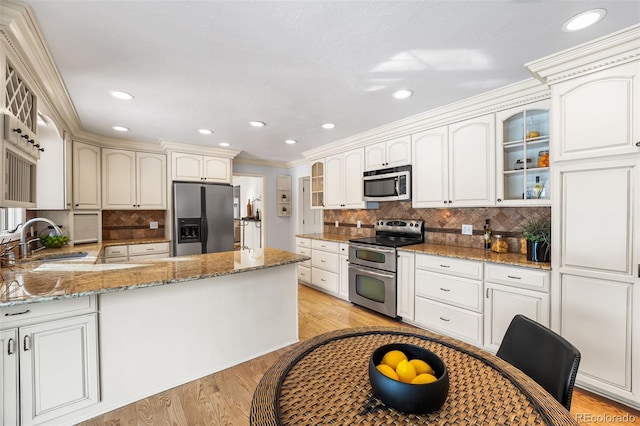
top-left (483, 219), bottom-right (492, 250)
top-left (534, 176), bottom-right (543, 199)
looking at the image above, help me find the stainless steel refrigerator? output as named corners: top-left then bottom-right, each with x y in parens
top-left (173, 182), bottom-right (234, 256)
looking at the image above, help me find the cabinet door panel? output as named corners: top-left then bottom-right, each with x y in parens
top-left (1, 329), bottom-right (19, 426)
top-left (73, 142), bottom-right (101, 209)
top-left (102, 149), bottom-right (136, 209)
top-left (412, 126), bottom-right (448, 207)
top-left (561, 274), bottom-right (630, 390)
top-left (203, 156), bottom-right (231, 183)
top-left (173, 153), bottom-right (202, 181)
top-left (449, 116), bottom-right (495, 206)
top-left (386, 137), bottom-right (411, 167)
top-left (137, 152), bottom-right (167, 209)
top-left (324, 154), bottom-right (343, 208)
top-left (560, 162), bottom-right (634, 275)
top-left (20, 314), bottom-right (99, 425)
top-left (342, 149), bottom-right (365, 208)
top-left (364, 141), bottom-right (386, 171)
top-left (554, 62), bottom-right (640, 161)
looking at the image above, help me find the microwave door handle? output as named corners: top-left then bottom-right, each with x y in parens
top-left (394, 177), bottom-right (399, 196)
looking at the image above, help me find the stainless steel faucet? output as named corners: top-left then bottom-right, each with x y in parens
top-left (19, 217), bottom-right (63, 259)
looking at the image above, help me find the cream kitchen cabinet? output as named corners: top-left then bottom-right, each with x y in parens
top-left (0, 297), bottom-right (99, 426)
top-left (310, 239), bottom-right (340, 295)
top-left (414, 254), bottom-right (484, 346)
top-left (296, 237), bottom-right (312, 284)
top-left (550, 60), bottom-right (640, 162)
top-left (102, 149), bottom-right (167, 209)
top-left (324, 148), bottom-right (365, 209)
top-left (36, 129), bottom-right (72, 210)
top-left (72, 141), bottom-right (101, 209)
top-left (171, 152), bottom-right (231, 183)
top-left (310, 160), bottom-right (324, 209)
top-left (364, 136), bottom-right (411, 171)
top-left (396, 250), bottom-right (415, 322)
top-left (338, 243), bottom-right (349, 300)
top-left (412, 114), bottom-right (495, 208)
top-left (483, 263), bottom-right (550, 353)
top-left (103, 242), bottom-right (170, 263)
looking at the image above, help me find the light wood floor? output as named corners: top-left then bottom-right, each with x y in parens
top-left (81, 284), bottom-right (639, 426)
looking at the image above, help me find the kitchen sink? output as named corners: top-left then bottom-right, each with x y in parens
top-left (33, 251), bottom-right (89, 261)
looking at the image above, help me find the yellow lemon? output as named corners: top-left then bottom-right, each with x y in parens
top-left (395, 359), bottom-right (417, 383)
top-left (411, 373), bottom-right (438, 384)
top-left (409, 359), bottom-right (435, 375)
top-left (381, 350), bottom-right (408, 370)
top-left (376, 364), bottom-right (399, 381)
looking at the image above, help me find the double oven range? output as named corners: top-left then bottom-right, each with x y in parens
top-left (348, 219), bottom-right (424, 318)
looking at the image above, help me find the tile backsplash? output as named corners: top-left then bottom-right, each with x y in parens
top-left (102, 210), bottom-right (165, 240)
top-left (323, 202), bottom-right (550, 253)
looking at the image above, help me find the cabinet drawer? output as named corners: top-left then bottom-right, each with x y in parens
top-left (312, 239), bottom-right (339, 253)
top-left (415, 270), bottom-right (482, 312)
top-left (103, 256), bottom-right (128, 263)
top-left (297, 247), bottom-right (311, 267)
top-left (296, 237), bottom-right (311, 248)
top-left (416, 254), bottom-right (483, 280)
top-left (312, 250), bottom-right (339, 273)
top-left (311, 267), bottom-right (339, 293)
top-left (0, 295), bottom-right (97, 329)
top-left (415, 297), bottom-right (483, 346)
top-left (484, 263), bottom-right (549, 292)
top-left (297, 265), bottom-right (311, 283)
top-left (104, 245), bottom-right (128, 258)
top-left (129, 242), bottom-right (170, 256)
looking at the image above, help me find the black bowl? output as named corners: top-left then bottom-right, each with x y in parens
top-left (368, 343), bottom-right (449, 414)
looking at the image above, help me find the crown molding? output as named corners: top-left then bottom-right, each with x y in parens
top-left (233, 155), bottom-right (308, 169)
top-left (526, 23), bottom-right (640, 85)
top-left (0, 1), bottom-right (82, 136)
top-left (302, 78), bottom-right (550, 161)
top-left (159, 139), bottom-right (241, 159)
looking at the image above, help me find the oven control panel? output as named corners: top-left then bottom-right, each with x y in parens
top-left (376, 219), bottom-right (424, 236)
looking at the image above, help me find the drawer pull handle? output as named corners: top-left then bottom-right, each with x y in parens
top-left (320, 260), bottom-right (326, 262)
top-left (7, 338), bottom-right (15, 355)
top-left (146, 248), bottom-right (154, 251)
top-left (439, 288), bottom-right (450, 292)
top-left (439, 317), bottom-right (450, 322)
top-left (23, 335), bottom-right (31, 351)
top-left (507, 275), bottom-right (521, 280)
top-left (320, 278), bottom-right (326, 282)
top-left (5, 309), bottom-right (30, 317)
top-left (439, 264), bottom-right (450, 268)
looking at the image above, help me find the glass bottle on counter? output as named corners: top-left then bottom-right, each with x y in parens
top-left (246, 199), bottom-right (252, 217)
top-left (483, 219), bottom-right (492, 250)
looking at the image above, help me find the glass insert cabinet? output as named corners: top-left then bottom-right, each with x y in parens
top-left (311, 160), bottom-right (324, 209)
top-left (496, 100), bottom-right (551, 206)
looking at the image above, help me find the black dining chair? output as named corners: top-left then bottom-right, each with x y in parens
top-left (496, 314), bottom-right (581, 410)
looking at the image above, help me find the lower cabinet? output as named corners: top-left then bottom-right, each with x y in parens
top-left (338, 243), bottom-right (349, 299)
top-left (0, 297), bottom-right (99, 425)
top-left (396, 251), bottom-right (415, 321)
top-left (296, 238), bottom-right (312, 284)
top-left (483, 264), bottom-right (550, 353)
top-left (311, 239), bottom-right (340, 295)
top-left (103, 242), bottom-right (170, 263)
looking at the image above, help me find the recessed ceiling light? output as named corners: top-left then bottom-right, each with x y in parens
top-left (112, 126), bottom-right (130, 132)
top-left (198, 129), bottom-right (213, 135)
top-left (285, 139), bottom-right (297, 145)
top-left (249, 121), bottom-right (266, 127)
top-left (219, 142), bottom-right (230, 147)
top-left (322, 123), bottom-right (335, 129)
top-left (109, 90), bottom-right (134, 100)
top-left (562, 9), bottom-right (607, 32)
top-left (392, 89), bottom-right (413, 99)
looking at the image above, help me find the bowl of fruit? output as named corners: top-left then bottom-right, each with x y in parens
top-left (368, 343), bottom-right (449, 414)
top-left (39, 226), bottom-right (70, 248)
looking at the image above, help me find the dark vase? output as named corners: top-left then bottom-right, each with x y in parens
top-left (526, 240), bottom-right (550, 262)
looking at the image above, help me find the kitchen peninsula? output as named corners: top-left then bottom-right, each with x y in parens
top-left (1, 246), bottom-right (308, 425)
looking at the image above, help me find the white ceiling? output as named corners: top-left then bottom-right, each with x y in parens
top-left (20, 1), bottom-right (640, 163)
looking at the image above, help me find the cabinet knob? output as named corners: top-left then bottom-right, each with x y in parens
top-left (636, 141), bottom-right (640, 147)
top-left (21, 134), bottom-right (29, 140)
top-left (497, 198), bottom-right (502, 202)
top-left (75, 204), bottom-right (80, 207)
top-left (12, 128), bottom-right (22, 134)
top-left (443, 201), bottom-right (447, 204)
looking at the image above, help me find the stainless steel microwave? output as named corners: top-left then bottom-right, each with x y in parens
top-left (363, 165), bottom-right (411, 202)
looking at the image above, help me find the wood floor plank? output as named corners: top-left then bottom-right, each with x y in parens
top-left (79, 283), bottom-right (640, 425)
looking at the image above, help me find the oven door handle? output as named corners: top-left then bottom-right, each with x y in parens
top-left (349, 244), bottom-right (396, 255)
top-left (350, 265), bottom-right (395, 280)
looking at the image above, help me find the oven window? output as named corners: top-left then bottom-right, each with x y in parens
top-left (355, 275), bottom-right (386, 303)
top-left (355, 249), bottom-right (386, 264)
top-left (364, 178), bottom-right (397, 197)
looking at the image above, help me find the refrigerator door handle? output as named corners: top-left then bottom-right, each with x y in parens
top-left (201, 218), bottom-right (208, 252)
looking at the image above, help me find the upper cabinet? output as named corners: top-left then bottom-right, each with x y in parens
top-left (171, 152), bottom-right (231, 183)
top-left (310, 160), bottom-right (324, 209)
top-left (102, 148), bottom-right (166, 210)
top-left (36, 120), bottom-right (72, 210)
top-left (412, 115), bottom-right (495, 208)
top-left (551, 61), bottom-right (640, 162)
top-left (364, 136), bottom-right (411, 171)
top-left (72, 141), bottom-right (101, 210)
top-left (495, 100), bottom-right (551, 206)
top-left (324, 148), bottom-right (365, 209)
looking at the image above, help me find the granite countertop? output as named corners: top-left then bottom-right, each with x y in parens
top-left (1, 245), bottom-right (308, 307)
top-left (296, 233), bottom-right (550, 270)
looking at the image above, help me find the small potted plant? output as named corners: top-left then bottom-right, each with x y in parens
top-left (519, 217), bottom-right (551, 262)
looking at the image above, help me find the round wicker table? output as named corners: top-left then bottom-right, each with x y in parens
top-left (250, 326), bottom-right (579, 426)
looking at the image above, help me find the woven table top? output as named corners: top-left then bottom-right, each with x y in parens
top-left (250, 326), bottom-right (579, 426)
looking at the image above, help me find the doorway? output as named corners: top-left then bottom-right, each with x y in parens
top-left (232, 174), bottom-right (265, 250)
top-left (299, 177), bottom-right (322, 234)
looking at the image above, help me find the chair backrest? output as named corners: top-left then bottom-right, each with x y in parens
top-left (496, 314), bottom-right (581, 410)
